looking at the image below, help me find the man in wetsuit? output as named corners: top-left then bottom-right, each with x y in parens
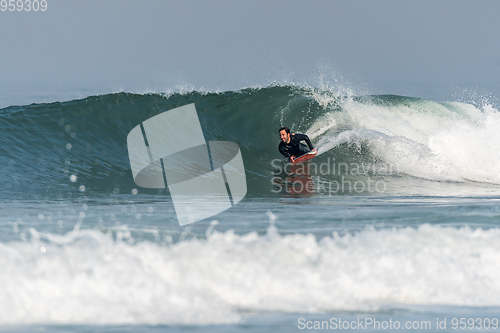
top-left (278, 127), bottom-right (316, 163)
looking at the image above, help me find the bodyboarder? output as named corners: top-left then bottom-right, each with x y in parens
top-left (278, 127), bottom-right (316, 163)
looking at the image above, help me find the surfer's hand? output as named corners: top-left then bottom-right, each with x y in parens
top-left (290, 156), bottom-right (295, 163)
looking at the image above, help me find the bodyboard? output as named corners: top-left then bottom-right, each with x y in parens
top-left (291, 150), bottom-right (317, 164)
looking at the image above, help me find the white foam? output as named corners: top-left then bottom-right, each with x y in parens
top-left (1, 224), bottom-right (500, 325)
top-left (311, 95), bottom-right (500, 183)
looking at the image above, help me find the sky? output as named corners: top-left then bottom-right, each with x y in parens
top-left (1, 0), bottom-right (500, 107)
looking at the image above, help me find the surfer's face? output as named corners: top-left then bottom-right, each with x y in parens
top-left (279, 130), bottom-right (290, 143)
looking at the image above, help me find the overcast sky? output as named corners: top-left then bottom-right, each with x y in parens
top-left (1, 0), bottom-right (500, 106)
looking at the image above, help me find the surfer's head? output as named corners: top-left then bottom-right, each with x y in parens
top-left (279, 127), bottom-right (290, 143)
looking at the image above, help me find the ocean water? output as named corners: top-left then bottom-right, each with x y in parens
top-left (1, 85), bottom-right (500, 332)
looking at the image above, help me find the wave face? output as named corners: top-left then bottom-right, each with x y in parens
top-left (1, 86), bottom-right (500, 199)
top-left (0, 223), bottom-right (499, 325)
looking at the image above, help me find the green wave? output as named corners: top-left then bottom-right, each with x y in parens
top-left (0, 85), bottom-right (497, 199)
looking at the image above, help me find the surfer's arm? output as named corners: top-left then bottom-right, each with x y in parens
top-left (295, 134), bottom-right (314, 150)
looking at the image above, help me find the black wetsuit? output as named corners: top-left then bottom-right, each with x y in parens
top-left (278, 133), bottom-right (314, 160)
